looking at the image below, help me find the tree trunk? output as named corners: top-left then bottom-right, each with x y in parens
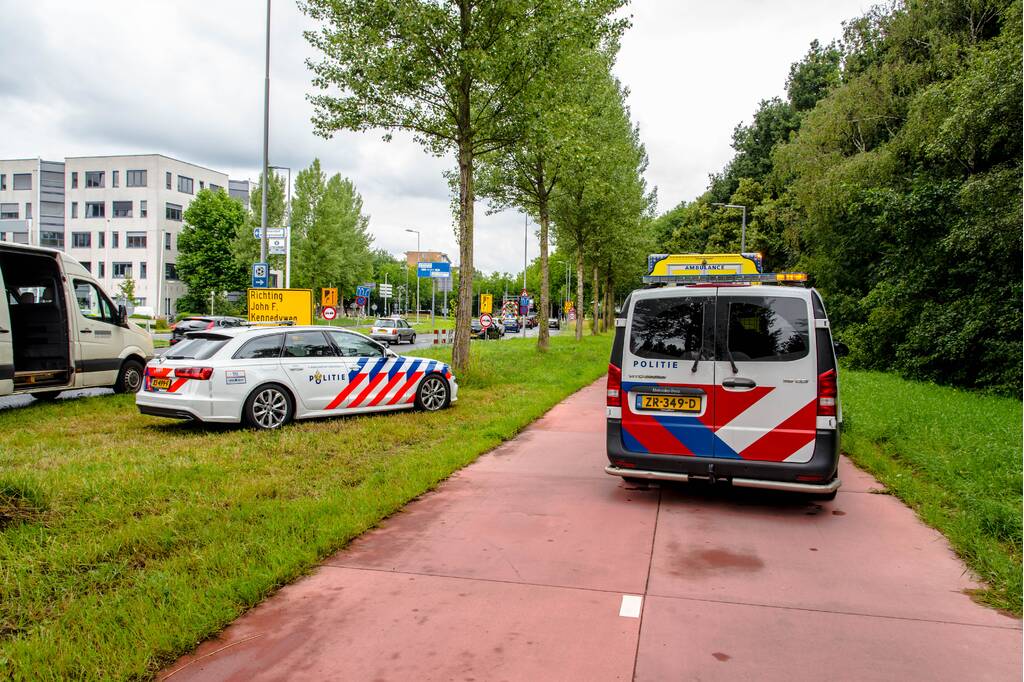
top-left (591, 266), bottom-right (599, 335)
top-left (452, 139), bottom-right (474, 371)
top-left (575, 248), bottom-right (585, 341)
top-left (537, 170), bottom-right (550, 352)
top-left (602, 272), bottom-right (612, 332)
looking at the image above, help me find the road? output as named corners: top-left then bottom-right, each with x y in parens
top-left (160, 379), bottom-right (1021, 681)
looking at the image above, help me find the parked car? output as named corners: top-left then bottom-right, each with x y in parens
top-left (171, 316), bottom-right (245, 345)
top-left (525, 315), bottom-right (539, 329)
top-left (0, 242), bottom-right (153, 400)
top-left (137, 326), bottom-right (457, 429)
top-left (470, 319), bottom-right (502, 340)
top-left (502, 317), bottom-right (521, 333)
top-left (605, 255), bottom-right (848, 499)
top-left (548, 317), bottom-right (561, 329)
top-left (370, 317), bottom-right (416, 345)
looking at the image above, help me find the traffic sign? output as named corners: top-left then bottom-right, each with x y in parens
top-left (247, 288), bottom-right (313, 325)
top-left (251, 262), bottom-right (269, 289)
top-left (355, 295), bottom-right (368, 307)
top-left (371, 303), bottom-right (378, 312)
top-left (379, 283), bottom-right (393, 297)
top-left (417, 262), bottom-right (451, 278)
top-left (269, 237), bottom-right (287, 255)
top-left (322, 287), bottom-right (338, 307)
top-left (480, 293), bottom-right (493, 314)
top-left (480, 314), bottom-right (493, 328)
top-left (356, 285), bottom-right (371, 299)
top-left (322, 306), bottom-right (337, 320)
top-left (252, 227), bottom-right (286, 239)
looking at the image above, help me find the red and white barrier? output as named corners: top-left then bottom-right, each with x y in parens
top-left (432, 329), bottom-right (454, 345)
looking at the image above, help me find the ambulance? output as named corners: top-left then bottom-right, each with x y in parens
top-left (605, 253), bottom-right (846, 498)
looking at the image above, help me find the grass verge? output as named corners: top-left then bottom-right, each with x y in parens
top-left (841, 368), bottom-right (1022, 615)
top-left (0, 333), bottom-right (612, 678)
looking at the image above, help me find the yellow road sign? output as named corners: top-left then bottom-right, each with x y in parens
top-left (322, 287), bottom-right (338, 307)
top-left (248, 288), bottom-right (313, 325)
top-left (480, 293), bottom-right (493, 315)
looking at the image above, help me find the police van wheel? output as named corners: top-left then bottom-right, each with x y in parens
top-left (113, 359), bottom-right (144, 394)
top-left (415, 375), bottom-right (449, 412)
top-left (244, 384), bottom-right (294, 430)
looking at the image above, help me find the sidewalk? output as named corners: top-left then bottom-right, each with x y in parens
top-left (162, 380), bottom-right (1021, 681)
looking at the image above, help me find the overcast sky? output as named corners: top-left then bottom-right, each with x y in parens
top-left (0, 0), bottom-right (867, 273)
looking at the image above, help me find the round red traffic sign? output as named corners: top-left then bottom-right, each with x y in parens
top-left (479, 313), bottom-right (493, 328)
top-left (322, 306), bottom-right (337, 320)
top-left (355, 295), bottom-right (367, 307)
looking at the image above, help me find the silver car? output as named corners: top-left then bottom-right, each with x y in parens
top-left (370, 317), bottom-right (417, 345)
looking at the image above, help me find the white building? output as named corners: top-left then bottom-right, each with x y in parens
top-left (0, 154), bottom-right (236, 318)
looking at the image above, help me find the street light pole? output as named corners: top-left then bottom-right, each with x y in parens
top-left (712, 202), bottom-right (748, 253)
top-left (259, 0), bottom-right (271, 265)
top-left (269, 165), bottom-right (291, 287)
top-left (405, 228), bottom-right (420, 323)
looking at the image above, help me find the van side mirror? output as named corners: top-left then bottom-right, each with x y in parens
top-left (833, 341), bottom-right (849, 358)
top-left (118, 304), bottom-right (129, 327)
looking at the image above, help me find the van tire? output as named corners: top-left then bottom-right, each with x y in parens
top-left (33, 391), bottom-right (63, 401)
top-left (113, 359), bottom-right (145, 394)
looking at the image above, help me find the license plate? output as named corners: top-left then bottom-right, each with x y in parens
top-left (636, 394), bottom-right (701, 412)
top-left (149, 377), bottom-right (171, 391)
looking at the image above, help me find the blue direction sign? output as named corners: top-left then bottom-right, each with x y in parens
top-left (252, 262), bottom-right (269, 288)
top-left (417, 262), bottom-right (451, 278)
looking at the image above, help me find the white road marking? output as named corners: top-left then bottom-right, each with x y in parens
top-left (619, 594), bottom-right (642, 618)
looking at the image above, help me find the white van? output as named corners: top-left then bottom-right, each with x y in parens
top-left (0, 242), bottom-right (154, 400)
top-left (605, 254), bottom-right (847, 498)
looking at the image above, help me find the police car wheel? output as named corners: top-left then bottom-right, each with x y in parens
top-left (415, 375), bottom-right (448, 412)
top-left (113, 359), bottom-right (145, 394)
top-left (244, 384), bottom-right (294, 429)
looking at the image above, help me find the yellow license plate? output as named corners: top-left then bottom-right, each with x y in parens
top-left (150, 377), bottom-right (171, 390)
top-left (637, 394), bottom-right (701, 412)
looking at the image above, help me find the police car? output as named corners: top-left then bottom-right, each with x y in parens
top-left (136, 326), bottom-right (456, 429)
top-left (605, 254), bottom-right (846, 498)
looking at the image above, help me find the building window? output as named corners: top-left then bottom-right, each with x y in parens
top-left (85, 202), bottom-right (105, 218)
top-left (165, 171), bottom-right (172, 189)
top-left (13, 173), bottom-right (31, 191)
top-left (1, 203), bottom-right (19, 220)
top-left (165, 203), bottom-right (182, 221)
top-left (126, 169), bottom-right (146, 187)
top-left (72, 232), bottom-right (91, 248)
top-left (177, 176), bottom-right (194, 194)
top-left (139, 262), bottom-right (147, 279)
top-left (80, 261), bottom-right (91, 273)
top-left (70, 172), bottom-right (77, 189)
top-left (126, 232), bottom-right (146, 248)
top-left (199, 180), bottom-right (205, 190)
top-left (210, 183), bottom-right (222, 193)
top-left (140, 200), bottom-right (148, 218)
top-left (164, 232), bottom-right (171, 250)
top-left (165, 263), bottom-right (178, 280)
top-left (0, 174), bottom-right (6, 190)
top-left (98, 262), bottom-right (105, 278)
top-left (25, 203), bottom-right (31, 219)
top-left (113, 262), bottom-right (132, 279)
top-left (112, 201), bottom-right (133, 218)
top-left (71, 202), bottom-right (78, 219)
top-left (134, 297), bottom-right (146, 306)
top-left (112, 171), bottom-right (119, 188)
top-left (40, 232), bottom-right (63, 248)
top-left (98, 231), bottom-right (105, 248)
top-left (112, 232), bottom-right (119, 248)
top-left (85, 171), bottom-right (104, 188)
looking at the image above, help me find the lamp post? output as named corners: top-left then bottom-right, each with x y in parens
top-left (712, 203), bottom-right (747, 253)
top-left (269, 165), bottom-right (291, 287)
top-left (259, 0), bottom-right (271, 265)
top-left (405, 228), bottom-right (420, 323)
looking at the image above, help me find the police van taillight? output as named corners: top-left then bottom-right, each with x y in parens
top-left (175, 367), bottom-right (214, 380)
top-left (817, 369), bottom-right (837, 416)
top-left (607, 363), bottom-right (622, 407)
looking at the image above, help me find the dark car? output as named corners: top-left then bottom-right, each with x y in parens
top-left (170, 316), bottom-right (245, 345)
top-left (502, 317), bottom-right (521, 333)
top-left (525, 315), bottom-right (539, 329)
top-left (470, 319), bottom-right (502, 339)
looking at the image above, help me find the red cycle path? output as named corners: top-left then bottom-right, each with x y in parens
top-left (162, 381), bottom-right (1021, 681)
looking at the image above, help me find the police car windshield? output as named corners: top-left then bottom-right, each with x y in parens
top-left (166, 335), bottom-right (230, 360)
top-left (374, 319), bottom-right (395, 327)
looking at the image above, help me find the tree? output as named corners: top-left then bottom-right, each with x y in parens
top-left (178, 188), bottom-right (248, 313)
top-left (290, 159), bottom-right (374, 298)
top-left (302, 0), bottom-right (624, 371)
top-left (786, 39), bottom-right (842, 112)
top-left (117, 276), bottom-right (136, 306)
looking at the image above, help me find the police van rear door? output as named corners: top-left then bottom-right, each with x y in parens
top-left (713, 289), bottom-right (816, 462)
top-left (620, 289), bottom-right (717, 457)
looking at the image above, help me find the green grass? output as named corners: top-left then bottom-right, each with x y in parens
top-left (0, 334), bottom-right (612, 679)
top-left (841, 368), bottom-right (1023, 615)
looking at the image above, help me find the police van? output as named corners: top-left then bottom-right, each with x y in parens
top-left (605, 253), bottom-right (846, 498)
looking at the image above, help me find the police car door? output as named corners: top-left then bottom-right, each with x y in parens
top-left (324, 330), bottom-right (406, 411)
top-left (620, 289), bottom-right (717, 458)
top-left (713, 290), bottom-right (817, 462)
top-left (279, 330), bottom-right (348, 412)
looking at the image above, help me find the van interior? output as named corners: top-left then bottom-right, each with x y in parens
top-left (0, 250), bottom-right (72, 389)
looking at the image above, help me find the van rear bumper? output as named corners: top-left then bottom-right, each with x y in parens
top-left (605, 419), bottom-right (840, 489)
